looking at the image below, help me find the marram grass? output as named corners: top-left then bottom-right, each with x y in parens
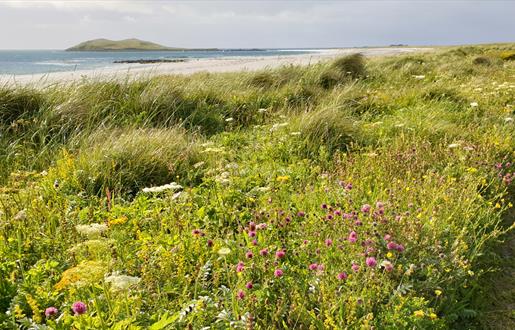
top-left (0, 45), bottom-right (514, 329)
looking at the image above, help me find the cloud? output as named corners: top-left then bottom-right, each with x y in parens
top-left (0, 0), bottom-right (153, 14)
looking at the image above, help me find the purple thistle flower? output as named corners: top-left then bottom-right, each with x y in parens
top-left (259, 248), bottom-right (269, 256)
top-left (248, 231), bottom-right (256, 238)
top-left (297, 211), bottom-right (305, 217)
top-left (337, 272), bottom-right (348, 280)
top-left (275, 250), bottom-right (286, 259)
top-left (381, 260), bottom-right (394, 272)
top-left (237, 290), bottom-right (245, 300)
top-left (45, 307), bottom-right (58, 318)
top-left (386, 242), bottom-right (398, 250)
top-left (325, 239), bottom-right (333, 247)
top-left (274, 269), bottom-right (284, 277)
top-left (361, 204), bottom-right (371, 213)
top-left (351, 263), bottom-right (360, 273)
top-left (71, 301), bottom-right (87, 315)
top-left (309, 263), bottom-right (318, 271)
top-left (192, 229), bottom-right (204, 236)
top-left (246, 281), bottom-right (253, 289)
top-left (396, 244), bottom-right (405, 252)
top-left (366, 257), bottom-right (377, 268)
top-left (246, 251), bottom-right (254, 259)
top-left (348, 231), bottom-right (357, 243)
top-left (257, 223), bottom-right (267, 230)
top-left (236, 261), bottom-right (245, 273)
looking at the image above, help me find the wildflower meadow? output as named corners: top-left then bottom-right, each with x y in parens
top-left (0, 44), bottom-right (514, 329)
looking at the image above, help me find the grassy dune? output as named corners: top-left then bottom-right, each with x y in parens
top-left (0, 44), bottom-right (514, 329)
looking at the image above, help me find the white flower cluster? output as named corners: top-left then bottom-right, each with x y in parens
top-left (270, 122), bottom-right (288, 132)
top-left (75, 223), bottom-right (108, 238)
top-left (105, 272), bottom-right (141, 291)
top-left (142, 182), bottom-right (183, 193)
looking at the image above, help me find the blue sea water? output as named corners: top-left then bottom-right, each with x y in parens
top-left (0, 49), bottom-right (316, 75)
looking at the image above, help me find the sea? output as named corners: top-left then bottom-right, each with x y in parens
top-left (0, 49), bottom-right (317, 75)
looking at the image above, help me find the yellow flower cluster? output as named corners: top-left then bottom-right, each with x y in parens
top-left (276, 175), bottom-right (290, 183)
top-left (108, 216), bottom-right (128, 226)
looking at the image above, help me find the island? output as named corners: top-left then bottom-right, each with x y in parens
top-left (66, 38), bottom-right (210, 52)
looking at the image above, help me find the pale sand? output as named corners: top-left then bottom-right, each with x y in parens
top-left (0, 47), bottom-right (429, 86)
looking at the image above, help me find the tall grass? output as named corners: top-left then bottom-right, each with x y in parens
top-left (0, 44), bottom-right (514, 329)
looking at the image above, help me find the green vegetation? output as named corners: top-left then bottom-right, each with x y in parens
top-left (0, 44), bottom-right (514, 329)
top-left (66, 38), bottom-right (183, 51)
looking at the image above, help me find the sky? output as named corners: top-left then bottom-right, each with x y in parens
top-left (0, 0), bottom-right (513, 49)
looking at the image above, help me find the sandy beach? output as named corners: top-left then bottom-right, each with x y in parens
top-left (0, 47), bottom-right (428, 85)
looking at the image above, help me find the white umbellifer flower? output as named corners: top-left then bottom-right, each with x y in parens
top-left (104, 273), bottom-right (141, 291)
top-left (505, 117), bottom-right (513, 123)
top-left (225, 117), bottom-right (234, 122)
top-left (13, 210), bottom-right (27, 221)
top-left (202, 147), bottom-right (225, 153)
top-left (217, 247), bottom-right (231, 256)
top-left (225, 163), bottom-right (239, 170)
top-left (413, 75), bottom-right (425, 80)
top-left (270, 122), bottom-right (288, 132)
top-left (258, 108), bottom-right (267, 113)
top-left (463, 146), bottom-right (474, 151)
top-left (470, 102), bottom-right (478, 107)
top-left (447, 143), bottom-right (460, 149)
top-left (75, 223), bottom-right (108, 237)
top-left (290, 131), bottom-right (301, 136)
top-left (142, 182), bottom-right (183, 193)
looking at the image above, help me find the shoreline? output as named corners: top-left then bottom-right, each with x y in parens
top-left (0, 47), bottom-right (429, 85)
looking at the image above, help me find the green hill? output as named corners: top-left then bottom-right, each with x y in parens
top-left (65, 38), bottom-right (184, 51)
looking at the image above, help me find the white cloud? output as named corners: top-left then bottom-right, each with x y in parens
top-left (0, 0), bottom-right (153, 14)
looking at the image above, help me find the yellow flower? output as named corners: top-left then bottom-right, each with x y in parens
top-left (429, 313), bottom-right (438, 320)
top-left (14, 304), bottom-right (25, 319)
top-left (468, 270), bottom-right (475, 276)
top-left (435, 289), bottom-right (442, 296)
top-left (466, 167), bottom-right (478, 174)
top-left (494, 203), bottom-right (501, 209)
top-left (108, 216), bottom-right (128, 226)
top-left (276, 175), bottom-right (290, 183)
top-left (413, 310), bottom-right (425, 318)
top-left (386, 252), bottom-right (394, 259)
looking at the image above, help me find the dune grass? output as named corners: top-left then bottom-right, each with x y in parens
top-left (0, 45), bottom-right (514, 329)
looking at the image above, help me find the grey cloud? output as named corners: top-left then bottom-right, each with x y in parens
top-left (0, 1), bottom-right (513, 49)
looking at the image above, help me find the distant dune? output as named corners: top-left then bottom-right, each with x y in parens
top-left (66, 38), bottom-right (185, 51)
